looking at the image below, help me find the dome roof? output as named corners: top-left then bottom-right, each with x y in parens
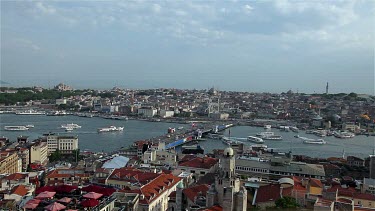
top-left (224, 147), bottom-right (234, 156)
top-left (278, 178), bottom-right (294, 186)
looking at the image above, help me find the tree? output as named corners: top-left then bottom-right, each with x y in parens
top-left (275, 196), bottom-right (299, 209)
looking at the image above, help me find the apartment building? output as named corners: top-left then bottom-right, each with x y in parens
top-left (0, 151), bottom-right (21, 174)
top-left (45, 134), bottom-right (78, 154)
top-left (29, 141), bottom-right (48, 165)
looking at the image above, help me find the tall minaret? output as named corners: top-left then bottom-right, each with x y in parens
top-left (326, 82), bottom-right (329, 94)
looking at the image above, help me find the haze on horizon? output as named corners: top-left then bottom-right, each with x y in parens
top-left (1, 1), bottom-right (374, 94)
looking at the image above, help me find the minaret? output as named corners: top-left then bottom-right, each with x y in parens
top-left (326, 82), bottom-right (329, 94)
top-left (176, 181), bottom-right (184, 211)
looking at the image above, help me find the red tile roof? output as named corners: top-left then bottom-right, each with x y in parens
top-left (4, 173), bottom-right (27, 181)
top-left (139, 173), bottom-right (181, 205)
top-left (310, 178), bottom-right (323, 188)
top-left (183, 184), bottom-right (209, 202)
top-left (179, 157), bottom-right (218, 169)
top-left (11, 185), bottom-right (29, 196)
top-left (255, 184), bottom-right (292, 203)
top-left (107, 168), bottom-right (159, 185)
top-left (354, 193), bottom-right (375, 201)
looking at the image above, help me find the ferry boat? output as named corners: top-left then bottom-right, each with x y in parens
top-left (333, 131), bottom-right (355, 139)
top-left (249, 144), bottom-right (268, 152)
top-left (65, 127), bottom-right (74, 132)
top-left (25, 125), bottom-right (34, 128)
top-left (256, 132), bottom-right (282, 140)
top-left (4, 126), bottom-right (29, 131)
top-left (97, 126), bottom-right (124, 133)
top-left (111, 115), bottom-right (128, 120)
top-left (181, 145), bottom-right (204, 154)
top-left (222, 136), bottom-right (243, 145)
top-left (61, 123), bottom-right (82, 129)
top-left (16, 110), bottom-right (45, 115)
top-left (300, 137), bottom-right (326, 144)
top-left (247, 136), bottom-right (264, 144)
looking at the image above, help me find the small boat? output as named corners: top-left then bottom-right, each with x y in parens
top-left (4, 126), bottom-right (29, 131)
top-left (247, 136), bottom-right (264, 143)
top-left (97, 126), bottom-right (124, 133)
top-left (256, 132), bottom-right (274, 137)
top-left (264, 125), bottom-right (272, 129)
top-left (182, 145), bottom-right (204, 154)
top-left (294, 135), bottom-right (300, 138)
top-left (333, 131), bottom-right (355, 139)
top-left (290, 127), bottom-right (299, 133)
top-left (301, 137), bottom-right (326, 144)
top-left (25, 125), bottom-right (35, 128)
top-left (61, 123), bottom-right (81, 129)
top-left (263, 135), bottom-right (283, 140)
top-left (65, 127), bottom-right (74, 132)
top-left (178, 126), bottom-right (184, 130)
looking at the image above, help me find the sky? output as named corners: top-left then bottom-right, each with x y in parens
top-left (1, 1), bottom-right (374, 94)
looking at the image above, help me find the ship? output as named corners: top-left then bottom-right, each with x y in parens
top-left (4, 126), bottom-right (29, 131)
top-left (256, 132), bottom-right (282, 140)
top-left (97, 126), bottom-right (124, 133)
top-left (61, 123), bottom-right (82, 129)
top-left (25, 125), bottom-right (34, 128)
top-left (181, 145), bottom-right (204, 154)
top-left (300, 137), bottom-right (326, 144)
top-left (247, 136), bottom-right (264, 144)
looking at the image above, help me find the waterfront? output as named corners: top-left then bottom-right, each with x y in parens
top-left (0, 114), bottom-right (373, 158)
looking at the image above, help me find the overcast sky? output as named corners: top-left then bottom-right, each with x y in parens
top-left (1, 1), bottom-right (374, 94)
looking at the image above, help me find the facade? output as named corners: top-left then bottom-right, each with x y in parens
top-left (0, 151), bottom-right (21, 174)
top-left (178, 157), bottom-right (219, 179)
top-left (159, 109), bottom-right (174, 118)
top-left (235, 156), bottom-right (326, 180)
top-left (206, 147), bottom-right (247, 211)
top-left (45, 134), bottom-right (79, 154)
top-left (54, 83), bottom-right (73, 91)
top-left (29, 141), bottom-right (49, 165)
top-left (138, 107), bottom-right (157, 117)
top-left (347, 156), bottom-right (365, 167)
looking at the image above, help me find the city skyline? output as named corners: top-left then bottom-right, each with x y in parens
top-left (1, 1), bottom-right (374, 94)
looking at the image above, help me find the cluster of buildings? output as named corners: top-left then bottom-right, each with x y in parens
top-left (2, 85), bottom-right (374, 133)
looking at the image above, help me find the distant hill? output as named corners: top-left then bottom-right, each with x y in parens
top-left (0, 80), bottom-right (10, 85)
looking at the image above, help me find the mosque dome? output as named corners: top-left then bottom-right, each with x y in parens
top-left (224, 147), bottom-right (234, 157)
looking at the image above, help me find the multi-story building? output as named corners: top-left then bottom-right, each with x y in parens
top-left (0, 151), bottom-right (21, 174)
top-left (29, 141), bottom-right (48, 165)
top-left (347, 156), bottom-right (365, 167)
top-left (45, 134), bottom-right (78, 154)
top-left (178, 156), bottom-right (219, 179)
top-left (138, 106), bottom-right (157, 117)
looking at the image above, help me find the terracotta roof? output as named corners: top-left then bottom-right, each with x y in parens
top-left (139, 173), bottom-right (181, 205)
top-left (179, 157), bottom-right (218, 169)
top-left (255, 184), bottom-right (292, 203)
top-left (292, 176), bottom-right (306, 191)
top-left (182, 184), bottom-right (209, 202)
top-left (179, 154), bottom-right (197, 163)
top-left (354, 193), bottom-right (375, 201)
top-left (46, 170), bottom-right (90, 179)
top-left (107, 168), bottom-right (159, 185)
top-left (4, 173), bottom-right (27, 181)
top-left (327, 185), bottom-right (357, 197)
top-left (11, 185), bottom-right (29, 196)
top-left (310, 178), bottom-right (323, 188)
top-left (323, 163), bottom-right (341, 170)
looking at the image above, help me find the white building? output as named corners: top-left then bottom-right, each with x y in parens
top-left (29, 141), bottom-right (49, 165)
top-left (55, 98), bottom-right (67, 105)
top-left (45, 134), bottom-right (79, 154)
top-left (159, 110), bottom-right (174, 118)
top-left (138, 107), bottom-right (157, 117)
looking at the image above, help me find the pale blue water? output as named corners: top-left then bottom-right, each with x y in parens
top-left (0, 114), bottom-right (373, 158)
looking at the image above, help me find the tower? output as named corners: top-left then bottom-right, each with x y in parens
top-left (176, 182), bottom-right (184, 211)
top-left (326, 82), bottom-right (329, 94)
top-left (370, 153), bottom-right (375, 179)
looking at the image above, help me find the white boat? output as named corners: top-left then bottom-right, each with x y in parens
top-left (247, 136), bottom-right (264, 143)
top-left (25, 125), bottom-right (34, 128)
top-left (333, 131), bottom-right (355, 139)
top-left (65, 127), bottom-right (74, 132)
top-left (97, 126), bottom-right (124, 133)
top-left (264, 125), bottom-right (272, 129)
top-left (256, 132), bottom-right (274, 137)
top-left (61, 123), bottom-right (82, 129)
top-left (4, 126), bottom-right (29, 131)
top-left (16, 110), bottom-right (45, 115)
top-left (222, 136), bottom-right (243, 145)
top-left (290, 126), bottom-right (299, 133)
top-left (178, 126), bottom-right (184, 130)
top-left (301, 137), bottom-right (326, 144)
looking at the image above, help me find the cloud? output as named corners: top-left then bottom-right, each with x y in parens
top-left (35, 2), bottom-right (56, 14)
top-left (7, 38), bottom-right (41, 51)
top-left (243, 4), bottom-right (253, 14)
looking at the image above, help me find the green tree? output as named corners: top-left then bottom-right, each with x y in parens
top-left (275, 197), bottom-right (299, 209)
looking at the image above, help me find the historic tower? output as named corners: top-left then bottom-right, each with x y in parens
top-left (206, 147), bottom-right (247, 211)
top-left (326, 82), bottom-right (329, 94)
